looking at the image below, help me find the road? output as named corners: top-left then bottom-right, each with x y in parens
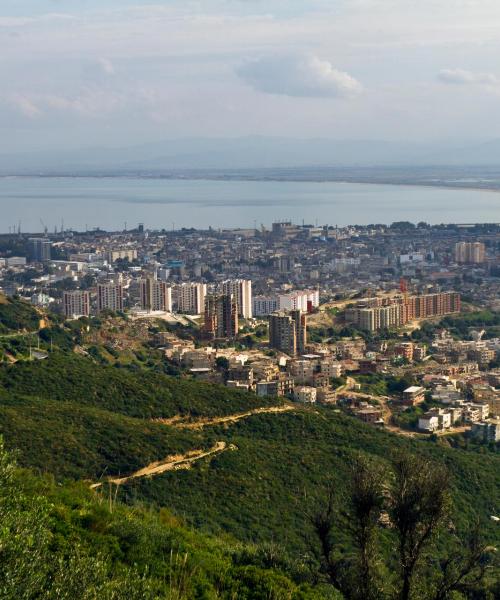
top-left (91, 441), bottom-right (230, 488)
top-left (154, 404), bottom-right (296, 430)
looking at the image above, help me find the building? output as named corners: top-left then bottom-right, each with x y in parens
top-left (345, 292), bottom-right (460, 332)
top-left (278, 290), bottom-right (320, 313)
top-left (294, 386), bottom-right (317, 403)
top-left (471, 420), bottom-right (500, 443)
top-left (63, 290), bottom-right (90, 318)
top-left (139, 278), bottom-right (172, 312)
top-left (31, 292), bottom-right (52, 308)
top-left (454, 241), bottom-right (486, 264)
top-left (97, 282), bottom-right (124, 313)
top-left (178, 282), bottom-right (207, 314)
top-left (5, 256), bottom-right (27, 267)
top-left (253, 295), bottom-right (279, 317)
top-left (222, 279), bottom-right (252, 318)
top-left (29, 238), bottom-right (51, 262)
top-left (269, 310), bottom-right (307, 356)
top-left (106, 248), bottom-right (138, 264)
top-left (394, 342), bottom-right (414, 362)
top-left (203, 294), bottom-right (238, 339)
top-left (402, 386), bottom-right (425, 406)
top-left (256, 376), bottom-right (294, 397)
top-left (418, 408), bottom-right (452, 433)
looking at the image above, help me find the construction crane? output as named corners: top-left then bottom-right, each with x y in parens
top-left (39, 218), bottom-right (48, 235)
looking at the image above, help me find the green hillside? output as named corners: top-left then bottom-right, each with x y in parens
top-left (0, 392), bottom-right (207, 479)
top-left (120, 409), bottom-right (500, 552)
top-left (0, 441), bottom-right (332, 599)
top-left (0, 353), bottom-right (280, 419)
top-left (0, 351), bottom-right (498, 598)
top-left (0, 293), bottom-right (40, 333)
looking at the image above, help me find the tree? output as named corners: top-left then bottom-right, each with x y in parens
top-left (311, 452), bottom-right (497, 600)
top-left (215, 356), bottom-right (229, 371)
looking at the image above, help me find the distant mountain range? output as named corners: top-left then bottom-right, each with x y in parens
top-left (4, 136), bottom-right (500, 174)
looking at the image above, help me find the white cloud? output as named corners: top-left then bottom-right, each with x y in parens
top-left (237, 54), bottom-right (362, 98)
top-left (8, 94), bottom-right (42, 118)
top-left (97, 57), bottom-right (115, 75)
top-left (437, 68), bottom-right (498, 85)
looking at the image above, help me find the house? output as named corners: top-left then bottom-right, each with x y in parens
top-left (418, 408), bottom-right (452, 433)
top-left (402, 386), bottom-right (425, 406)
top-left (471, 420), bottom-right (500, 442)
top-left (294, 386), bottom-right (317, 403)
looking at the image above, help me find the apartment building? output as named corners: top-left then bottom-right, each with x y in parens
top-left (63, 290), bottom-right (90, 318)
top-left (139, 278), bottom-right (172, 312)
top-left (203, 294), bottom-right (238, 339)
top-left (221, 279), bottom-right (252, 318)
top-left (346, 292), bottom-right (460, 332)
top-left (178, 282), bottom-right (207, 314)
top-left (269, 310), bottom-right (307, 356)
top-left (253, 295), bottom-right (279, 317)
top-left (454, 241), bottom-right (486, 264)
top-left (29, 238), bottom-right (51, 262)
top-left (97, 282), bottom-right (123, 313)
top-left (279, 289), bottom-right (319, 313)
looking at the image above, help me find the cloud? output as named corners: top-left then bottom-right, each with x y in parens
top-left (437, 68), bottom-right (498, 85)
top-left (237, 54), bottom-right (362, 98)
top-left (97, 58), bottom-right (115, 75)
top-left (8, 94), bottom-right (43, 118)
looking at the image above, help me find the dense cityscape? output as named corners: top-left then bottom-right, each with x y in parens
top-left (1, 220), bottom-right (499, 441)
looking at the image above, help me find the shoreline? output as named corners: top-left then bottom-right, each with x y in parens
top-left (1, 172), bottom-right (500, 197)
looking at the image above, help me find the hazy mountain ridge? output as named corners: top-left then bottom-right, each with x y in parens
top-left (4, 136), bottom-right (500, 174)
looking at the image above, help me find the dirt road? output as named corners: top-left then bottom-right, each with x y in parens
top-left (154, 404), bottom-right (296, 430)
top-left (90, 441), bottom-right (230, 488)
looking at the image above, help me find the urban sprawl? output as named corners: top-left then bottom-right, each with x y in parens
top-left (1, 220), bottom-right (500, 442)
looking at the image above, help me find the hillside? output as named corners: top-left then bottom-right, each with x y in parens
top-left (119, 409), bottom-right (500, 553)
top-left (0, 353), bottom-right (280, 420)
top-left (0, 293), bottom-right (41, 333)
top-left (0, 351), bottom-right (498, 598)
top-left (1, 441), bottom-right (331, 599)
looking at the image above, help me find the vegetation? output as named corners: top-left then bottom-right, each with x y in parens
top-left (0, 294), bottom-right (40, 333)
top-left (117, 409), bottom-right (500, 558)
top-left (311, 453), bottom-right (498, 599)
top-left (0, 346), bottom-right (499, 598)
top-left (412, 310), bottom-right (500, 343)
top-left (0, 353), bottom-right (281, 420)
top-left (0, 439), bottom-right (329, 599)
top-left (353, 373), bottom-right (416, 397)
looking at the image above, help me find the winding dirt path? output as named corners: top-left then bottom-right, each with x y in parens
top-left (90, 441), bottom-right (231, 488)
top-left (153, 404), bottom-right (295, 430)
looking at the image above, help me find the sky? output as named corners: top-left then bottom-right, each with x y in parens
top-left (3, 0), bottom-right (500, 153)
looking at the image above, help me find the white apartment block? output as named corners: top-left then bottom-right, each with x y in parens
top-left (222, 279), bottom-right (252, 318)
top-left (253, 295), bottom-right (279, 317)
top-left (178, 282), bottom-right (207, 314)
top-left (279, 289), bottom-right (319, 312)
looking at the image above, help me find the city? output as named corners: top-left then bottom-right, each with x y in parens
top-left (2, 1), bottom-right (500, 597)
top-left (1, 220), bottom-right (499, 442)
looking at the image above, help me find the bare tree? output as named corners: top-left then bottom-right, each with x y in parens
top-left (310, 451), bottom-right (497, 600)
top-left (310, 457), bottom-right (385, 600)
top-left (389, 453), bottom-right (451, 600)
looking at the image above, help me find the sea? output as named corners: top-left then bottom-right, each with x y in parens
top-left (1, 176), bottom-right (499, 233)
